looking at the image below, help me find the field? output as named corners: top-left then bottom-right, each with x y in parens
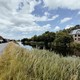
top-left (0, 42), bottom-right (80, 80)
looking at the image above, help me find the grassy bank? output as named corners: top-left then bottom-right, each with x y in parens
top-left (0, 42), bottom-right (80, 80)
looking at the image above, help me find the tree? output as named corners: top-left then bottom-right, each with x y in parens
top-left (40, 31), bottom-right (55, 49)
top-left (31, 35), bottom-right (38, 41)
top-left (30, 31), bottom-right (55, 49)
top-left (21, 38), bottom-right (30, 44)
top-left (54, 31), bottom-right (73, 56)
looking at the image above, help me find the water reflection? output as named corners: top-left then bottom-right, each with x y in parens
top-left (18, 42), bottom-right (32, 50)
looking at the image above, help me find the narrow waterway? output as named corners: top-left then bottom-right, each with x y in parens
top-left (18, 42), bottom-right (32, 50)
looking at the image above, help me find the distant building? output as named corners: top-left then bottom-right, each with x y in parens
top-left (70, 29), bottom-right (80, 43)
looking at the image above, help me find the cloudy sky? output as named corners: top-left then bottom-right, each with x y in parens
top-left (0, 0), bottom-right (80, 39)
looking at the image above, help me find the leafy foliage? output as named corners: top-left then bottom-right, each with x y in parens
top-left (21, 25), bottom-right (80, 56)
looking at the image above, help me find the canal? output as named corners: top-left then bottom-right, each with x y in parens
top-left (18, 42), bottom-right (32, 50)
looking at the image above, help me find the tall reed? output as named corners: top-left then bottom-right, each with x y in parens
top-left (0, 42), bottom-right (80, 80)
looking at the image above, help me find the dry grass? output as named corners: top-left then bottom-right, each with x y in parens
top-left (0, 42), bottom-right (80, 80)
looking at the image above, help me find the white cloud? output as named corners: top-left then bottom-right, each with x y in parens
top-left (52, 15), bottom-right (59, 20)
top-left (60, 17), bottom-right (72, 23)
top-left (65, 25), bottom-right (73, 29)
top-left (0, 18), bottom-right (14, 25)
top-left (11, 24), bottom-right (51, 32)
top-left (0, 0), bottom-right (52, 39)
top-left (35, 14), bottom-right (59, 21)
top-left (54, 26), bottom-right (60, 31)
top-left (43, 0), bottom-right (80, 10)
top-left (78, 11), bottom-right (80, 15)
top-left (29, 0), bottom-right (41, 13)
top-left (44, 12), bottom-right (50, 16)
top-left (1, 0), bottom-right (77, 39)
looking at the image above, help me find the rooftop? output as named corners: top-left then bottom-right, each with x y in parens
top-left (70, 29), bottom-right (80, 35)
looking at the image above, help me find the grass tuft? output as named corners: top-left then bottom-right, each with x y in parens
top-left (0, 42), bottom-right (80, 80)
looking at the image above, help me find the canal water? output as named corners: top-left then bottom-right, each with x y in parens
top-left (18, 42), bottom-right (32, 50)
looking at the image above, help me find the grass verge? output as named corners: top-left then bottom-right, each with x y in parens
top-left (0, 42), bottom-right (80, 80)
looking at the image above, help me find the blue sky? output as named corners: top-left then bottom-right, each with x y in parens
top-left (0, 0), bottom-right (80, 39)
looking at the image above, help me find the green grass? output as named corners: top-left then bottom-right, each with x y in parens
top-left (0, 42), bottom-right (80, 80)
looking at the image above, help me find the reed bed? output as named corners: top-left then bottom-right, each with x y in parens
top-left (0, 42), bottom-right (80, 80)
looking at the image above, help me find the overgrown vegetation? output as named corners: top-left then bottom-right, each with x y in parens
top-left (0, 42), bottom-right (80, 80)
top-left (21, 25), bottom-right (80, 56)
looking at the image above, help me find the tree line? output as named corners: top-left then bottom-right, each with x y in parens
top-left (21, 25), bottom-right (80, 56)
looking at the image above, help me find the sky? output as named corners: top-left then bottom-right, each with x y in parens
top-left (0, 0), bottom-right (80, 39)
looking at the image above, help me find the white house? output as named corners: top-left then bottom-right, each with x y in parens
top-left (70, 29), bottom-right (80, 43)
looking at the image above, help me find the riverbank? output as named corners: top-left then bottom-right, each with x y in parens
top-left (0, 42), bottom-right (80, 80)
